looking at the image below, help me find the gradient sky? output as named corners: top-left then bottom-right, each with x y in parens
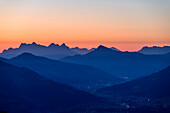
top-left (0, 0), bottom-right (170, 52)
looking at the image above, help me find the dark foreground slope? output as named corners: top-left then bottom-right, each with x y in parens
top-left (0, 53), bottom-right (122, 92)
top-left (94, 66), bottom-right (170, 113)
top-left (98, 66), bottom-right (170, 99)
top-left (0, 61), bottom-right (99, 113)
top-left (61, 45), bottom-right (170, 79)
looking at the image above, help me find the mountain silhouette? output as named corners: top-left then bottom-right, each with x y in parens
top-left (61, 45), bottom-right (170, 79)
top-left (0, 42), bottom-right (76, 60)
top-left (97, 66), bottom-right (170, 99)
top-left (0, 53), bottom-right (122, 91)
top-left (71, 46), bottom-right (119, 55)
top-left (138, 46), bottom-right (170, 55)
top-left (0, 61), bottom-right (99, 113)
top-left (0, 42), bottom-right (120, 60)
top-left (71, 47), bottom-right (95, 54)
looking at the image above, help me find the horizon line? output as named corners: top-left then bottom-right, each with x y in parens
top-left (0, 41), bottom-right (170, 53)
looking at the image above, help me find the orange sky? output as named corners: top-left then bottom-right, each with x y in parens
top-left (0, 0), bottom-right (170, 52)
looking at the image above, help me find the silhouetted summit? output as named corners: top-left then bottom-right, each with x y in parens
top-left (32, 42), bottom-right (37, 45)
top-left (48, 43), bottom-right (59, 47)
top-left (97, 45), bottom-right (107, 49)
top-left (96, 45), bottom-right (120, 52)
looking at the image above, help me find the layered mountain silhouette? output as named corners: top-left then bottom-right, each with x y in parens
top-left (0, 42), bottom-right (76, 60)
top-left (0, 53), bottom-right (122, 91)
top-left (61, 45), bottom-right (170, 79)
top-left (97, 66), bottom-right (170, 99)
top-left (0, 61), bottom-right (99, 113)
top-left (138, 46), bottom-right (170, 55)
top-left (0, 42), bottom-right (120, 60)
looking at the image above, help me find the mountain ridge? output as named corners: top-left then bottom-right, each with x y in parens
top-left (97, 66), bottom-right (170, 98)
top-left (0, 52), bottom-right (123, 92)
top-left (0, 42), bottom-right (120, 59)
top-left (138, 46), bottom-right (170, 55)
top-left (61, 45), bottom-right (170, 79)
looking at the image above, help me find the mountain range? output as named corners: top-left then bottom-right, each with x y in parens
top-left (1, 43), bottom-right (170, 112)
top-left (61, 45), bottom-right (170, 79)
top-left (0, 42), bottom-right (76, 60)
top-left (0, 61), bottom-right (99, 113)
top-left (0, 42), bottom-right (120, 60)
top-left (138, 46), bottom-right (170, 55)
top-left (0, 53), bottom-right (122, 92)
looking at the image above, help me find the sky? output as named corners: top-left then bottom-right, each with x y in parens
top-left (0, 0), bottom-right (170, 52)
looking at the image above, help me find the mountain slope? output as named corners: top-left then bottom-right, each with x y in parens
top-left (1, 53), bottom-right (122, 91)
top-left (138, 46), bottom-right (170, 55)
top-left (61, 45), bottom-right (170, 79)
top-left (97, 66), bottom-right (170, 98)
top-left (0, 61), bottom-right (99, 113)
top-left (0, 42), bottom-right (76, 59)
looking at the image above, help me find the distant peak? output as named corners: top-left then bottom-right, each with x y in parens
top-left (74, 47), bottom-right (79, 49)
top-left (32, 42), bottom-right (37, 45)
top-left (21, 43), bottom-right (27, 46)
top-left (61, 43), bottom-right (66, 46)
top-left (95, 45), bottom-right (120, 53)
top-left (97, 45), bottom-right (108, 49)
top-left (61, 43), bottom-right (69, 49)
top-left (50, 43), bottom-right (55, 46)
top-left (19, 43), bottom-right (27, 48)
top-left (48, 43), bottom-right (59, 47)
top-left (8, 47), bottom-right (13, 50)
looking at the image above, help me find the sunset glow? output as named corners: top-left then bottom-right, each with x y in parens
top-left (0, 0), bottom-right (170, 52)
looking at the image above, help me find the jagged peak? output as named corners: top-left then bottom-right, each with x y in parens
top-left (32, 42), bottom-right (37, 45)
top-left (61, 43), bottom-right (66, 46)
top-left (48, 43), bottom-right (59, 47)
top-left (97, 45), bottom-right (108, 50)
top-left (19, 43), bottom-right (27, 48)
top-left (60, 43), bottom-right (69, 49)
top-left (93, 45), bottom-right (121, 53)
top-left (49, 43), bottom-right (55, 46)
